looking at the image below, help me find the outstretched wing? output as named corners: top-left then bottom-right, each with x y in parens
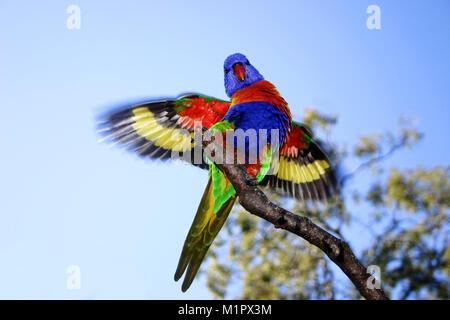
top-left (260, 122), bottom-right (336, 201)
top-left (98, 94), bottom-right (231, 169)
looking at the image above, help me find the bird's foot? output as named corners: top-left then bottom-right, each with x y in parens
top-left (245, 177), bottom-right (258, 187)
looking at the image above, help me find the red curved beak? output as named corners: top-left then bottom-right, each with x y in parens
top-left (233, 63), bottom-right (245, 81)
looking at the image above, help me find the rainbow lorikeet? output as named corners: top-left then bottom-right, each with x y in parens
top-left (99, 53), bottom-right (335, 292)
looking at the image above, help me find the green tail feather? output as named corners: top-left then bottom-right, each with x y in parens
top-left (210, 164), bottom-right (236, 213)
top-left (174, 171), bottom-right (237, 292)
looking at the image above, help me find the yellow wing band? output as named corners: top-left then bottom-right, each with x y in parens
top-left (277, 157), bottom-right (330, 183)
top-left (131, 107), bottom-right (192, 152)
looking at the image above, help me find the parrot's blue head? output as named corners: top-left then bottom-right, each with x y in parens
top-left (224, 53), bottom-right (264, 97)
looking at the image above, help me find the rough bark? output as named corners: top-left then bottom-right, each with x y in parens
top-left (212, 160), bottom-right (389, 300)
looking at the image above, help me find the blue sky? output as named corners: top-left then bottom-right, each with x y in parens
top-left (0, 0), bottom-right (449, 299)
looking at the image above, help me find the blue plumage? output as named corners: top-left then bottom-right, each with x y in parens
top-left (224, 53), bottom-right (264, 97)
top-left (223, 101), bottom-right (289, 160)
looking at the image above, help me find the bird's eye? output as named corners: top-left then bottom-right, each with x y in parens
top-left (225, 68), bottom-right (230, 73)
top-left (245, 60), bottom-right (250, 65)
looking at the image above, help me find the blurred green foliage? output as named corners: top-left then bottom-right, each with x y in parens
top-left (202, 110), bottom-right (449, 300)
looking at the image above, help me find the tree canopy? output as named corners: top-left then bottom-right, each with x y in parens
top-left (203, 109), bottom-right (449, 299)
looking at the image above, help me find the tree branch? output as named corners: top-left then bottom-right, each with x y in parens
top-left (213, 160), bottom-right (390, 300)
top-left (339, 138), bottom-right (406, 186)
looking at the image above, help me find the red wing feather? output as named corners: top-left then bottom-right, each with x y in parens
top-left (98, 94), bottom-right (230, 169)
top-left (262, 122), bottom-right (336, 201)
